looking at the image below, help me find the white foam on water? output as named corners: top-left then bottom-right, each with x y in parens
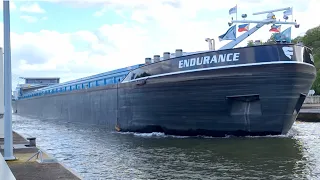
top-left (116, 131), bottom-right (234, 139)
top-left (133, 132), bottom-right (166, 137)
top-left (243, 134), bottom-right (291, 138)
top-left (116, 131), bottom-right (293, 139)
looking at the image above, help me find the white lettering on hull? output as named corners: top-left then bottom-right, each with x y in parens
top-left (178, 53), bottom-right (240, 68)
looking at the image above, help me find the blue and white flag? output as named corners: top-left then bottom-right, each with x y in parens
top-left (283, 8), bottom-right (292, 16)
top-left (219, 25), bottom-right (236, 41)
top-left (274, 27), bottom-right (292, 43)
top-left (229, 5), bottom-right (237, 15)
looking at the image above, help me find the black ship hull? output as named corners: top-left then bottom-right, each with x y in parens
top-left (13, 44), bottom-right (316, 136)
top-left (119, 62), bottom-right (314, 136)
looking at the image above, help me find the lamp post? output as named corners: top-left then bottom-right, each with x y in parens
top-left (3, 0), bottom-right (15, 160)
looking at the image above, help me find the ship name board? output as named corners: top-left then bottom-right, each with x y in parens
top-left (178, 52), bottom-right (240, 69)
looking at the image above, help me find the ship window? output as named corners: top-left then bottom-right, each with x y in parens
top-left (116, 76), bottom-right (122, 82)
top-left (51, 79), bottom-right (58, 83)
top-left (90, 82), bottom-right (96, 87)
top-left (97, 79), bottom-right (104, 86)
top-left (131, 73), bottom-right (135, 80)
top-left (76, 84), bottom-right (81, 89)
top-left (105, 78), bottom-right (112, 84)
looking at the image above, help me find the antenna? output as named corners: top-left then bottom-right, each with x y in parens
top-left (218, 6), bottom-right (299, 50)
top-left (232, 7), bottom-right (298, 25)
top-left (252, 7), bottom-right (291, 15)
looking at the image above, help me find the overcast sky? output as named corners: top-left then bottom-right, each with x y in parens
top-left (0, 0), bottom-right (319, 89)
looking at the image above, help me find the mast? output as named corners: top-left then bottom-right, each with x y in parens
top-left (218, 7), bottom-right (299, 50)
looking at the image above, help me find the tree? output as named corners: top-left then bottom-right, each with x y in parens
top-left (246, 33), bottom-right (277, 46)
top-left (301, 25), bottom-right (320, 94)
top-left (245, 25), bottom-right (320, 94)
top-left (303, 25), bottom-right (320, 71)
top-left (263, 33), bottom-right (277, 45)
top-left (312, 70), bottom-right (320, 94)
top-left (247, 40), bottom-right (254, 46)
top-left (292, 36), bottom-right (303, 44)
top-left (302, 25), bottom-right (320, 48)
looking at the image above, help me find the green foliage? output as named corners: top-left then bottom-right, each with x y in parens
top-left (304, 26), bottom-right (320, 71)
top-left (247, 40), bottom-right (263, 46)
top-left (246, 33), bottom-right (277, 46)
top-left (247, 40), bottom-right (254, 46)
top-left (263, 33), bottom-right (277, 45)
top-left (312, 70), bottom-right (320, 94)
top-left (246, 25), bottom-right (320, 93)
top-left (292, 36), bottom-right (303, 44)
top-left (302, 25), bottom-right (320, 47)
top-left (303, 25), bottom-right (320, 94)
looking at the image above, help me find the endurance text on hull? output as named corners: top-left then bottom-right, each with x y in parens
top-left (119, 44), bottom-right (315, 136)
top-left (13, 6), bottom-right (316, 137)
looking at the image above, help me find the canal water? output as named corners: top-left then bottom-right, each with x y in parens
top-left (12, 114), bottom-right (320, 180)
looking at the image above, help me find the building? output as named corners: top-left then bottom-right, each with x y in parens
top-left (21, 77), bottom-right (60, 85)
top-left (13, 77), bottom-right (60, 100)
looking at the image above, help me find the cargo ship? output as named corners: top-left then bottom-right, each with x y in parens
top-left (12, 7), bottom-right (316, 136)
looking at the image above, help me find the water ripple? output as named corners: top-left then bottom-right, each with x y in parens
top-left (12, 115), bottom-right (320, 180)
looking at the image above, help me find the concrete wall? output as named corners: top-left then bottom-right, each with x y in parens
top-left (304, 96), bottom-right (320, 104)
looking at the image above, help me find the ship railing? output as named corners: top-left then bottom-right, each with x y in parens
top-left (34, 64), bottom-right (143, 92)
top-left (18, 72), bottom-right (128, 99)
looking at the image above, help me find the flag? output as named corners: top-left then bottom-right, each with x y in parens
top-left (219, 25), bottom-right (236, 41)
top-left (229, 5), bottom-right (237, 15)
top-left (283, 8), bottom-right (292, 16)
top-left (274, 27), bottom-right (292, 43)
top-left (269, 25), bottom-right (281, 32)
top-left (238, 23), bottom-right (249, 32)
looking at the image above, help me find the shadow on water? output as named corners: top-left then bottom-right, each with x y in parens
top-left (12, 115), bottom-right (311, 180)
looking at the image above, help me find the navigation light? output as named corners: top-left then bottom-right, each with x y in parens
top-left (242, 14), bottom-right (247, 19)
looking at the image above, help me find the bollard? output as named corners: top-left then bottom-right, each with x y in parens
top-left (27, 137), bottom-right (36, 147)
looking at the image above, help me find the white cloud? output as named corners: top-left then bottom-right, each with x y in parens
top-left (20, 3), bottom-right (46, 13)
top-left (5, 24), bottom-right (148, 88)
top-left (4, 0), bottom-right (320, 90)
top-left (20, 15), bottom-right (38, 23)
top-left (93, 8), bottom-right (106, 17)
top-left (0, 1), bottom-right (17, 11)
top-left (10, 1), bottom-right (17, 10)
